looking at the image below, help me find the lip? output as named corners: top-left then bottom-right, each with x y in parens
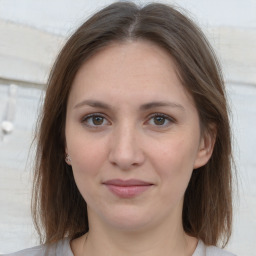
top-left (103, 179), bottom-right (153, 198)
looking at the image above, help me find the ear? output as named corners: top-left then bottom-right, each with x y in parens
top-left (193, 125), bottom-right (216, 169)
top-left (65, 148), bottom-right (72, 166)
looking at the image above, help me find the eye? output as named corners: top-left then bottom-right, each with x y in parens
top-left (147, 113), bottom-right (174, 127)
top-left (82, 114), bottom-right (110, 127)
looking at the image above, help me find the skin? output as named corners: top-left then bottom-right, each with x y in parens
top-left (65, 40), bottom-right (215, 256)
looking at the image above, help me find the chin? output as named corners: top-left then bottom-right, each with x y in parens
top-left (101, 206), bottom-right (155, 232)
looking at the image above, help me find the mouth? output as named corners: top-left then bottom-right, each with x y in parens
top-left (102, 179), bottom-right (153, 198)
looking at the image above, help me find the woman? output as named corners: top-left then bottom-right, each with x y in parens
top-left (2, 2), bottom-right (236, 256)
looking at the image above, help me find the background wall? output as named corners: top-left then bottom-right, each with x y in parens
top-left (0, 0), bottom-right (256, 255)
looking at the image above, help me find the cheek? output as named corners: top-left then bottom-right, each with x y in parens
top-left (66, 125), bottom-right (106, 167)
top-left (150, 137), bottom-right (198, 189)
top-left (70, 141), bottom-right (106, 175)
top-left (68, 141), bottom-right (107, 204)
top-left (65, 130), bottom-right (109, 192)
top-left (153, 137), bottom-right (197, 169)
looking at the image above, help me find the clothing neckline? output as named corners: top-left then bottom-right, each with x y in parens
top-left (62, 237), bottom-right (204, 256)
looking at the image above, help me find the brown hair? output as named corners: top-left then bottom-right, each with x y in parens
top-left (32, 1), bottom-right (234, 247)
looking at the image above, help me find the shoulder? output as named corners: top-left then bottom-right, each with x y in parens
top-left (193, 240), bottom-right (237, 256)
top-left (0, 244), bottom-right (47, 256)
top-left (0, 238), bottom-right (73, 256)
top-left (206, 245), bottom-right (236, 256)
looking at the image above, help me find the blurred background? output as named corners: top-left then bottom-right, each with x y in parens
top-left (0, 0), bottom-right (255, 255)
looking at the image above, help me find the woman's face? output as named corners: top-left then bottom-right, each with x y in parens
top-left (65, 41), bottom-right (213, 232)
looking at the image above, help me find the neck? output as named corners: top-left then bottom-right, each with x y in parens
top-left (72, 214), bottom-right (198, 256)
top-left (88, 228), bottom-right (197, 256)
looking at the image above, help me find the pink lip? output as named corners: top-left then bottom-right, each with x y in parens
top-left (103, 179), bottom-right (153, 198)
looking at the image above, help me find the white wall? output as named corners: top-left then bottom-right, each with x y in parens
top-left (1, 0), bottom-right (256, 85)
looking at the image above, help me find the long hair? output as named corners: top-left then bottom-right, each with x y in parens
top-left (32, 1), bottom-right (234, 247)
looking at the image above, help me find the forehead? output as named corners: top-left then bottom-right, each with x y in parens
top-left (68, 40), bottom-right (195, 109)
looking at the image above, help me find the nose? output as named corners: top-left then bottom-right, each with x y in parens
top-left (108, 124), bottom-right (145, 170)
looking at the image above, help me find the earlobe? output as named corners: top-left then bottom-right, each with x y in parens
top-left (193, 126), bottom-right (216, 169)
top-left (65, 154), bottom-right (72, 165)
top-left (65, 148), bottom-right (72, 165)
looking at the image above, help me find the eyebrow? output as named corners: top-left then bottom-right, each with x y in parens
top-left (74, 100), bottom-right (111, 109)
top-left (139, 101), bottom-right (185, 111)
top-left (74, 99), bottom-right (185, 111)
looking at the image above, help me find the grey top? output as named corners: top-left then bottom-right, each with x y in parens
top-left (1, 239), bottom-right (236, 256)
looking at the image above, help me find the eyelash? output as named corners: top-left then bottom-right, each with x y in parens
top-left (81, 112), bottom-right (175, 129)
top-left (147, 113), bottom-right (175, 127)
top-left (81, 113), bottom-right (109, 128)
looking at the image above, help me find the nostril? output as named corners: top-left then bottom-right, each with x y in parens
top-left (108, 148), bottom-right (145, 170)
top-left (108, 128), bottom-right (145, 169)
